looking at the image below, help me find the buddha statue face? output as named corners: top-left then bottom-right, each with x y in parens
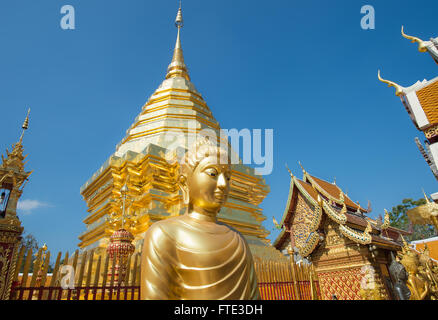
top-left (179, 138), bottom-right (231, 216)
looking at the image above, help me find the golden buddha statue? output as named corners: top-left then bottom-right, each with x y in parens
top-left (140, 138), bottom-right (260, 300)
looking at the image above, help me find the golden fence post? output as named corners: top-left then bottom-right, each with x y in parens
top-left (287, 246), bottom-right (300, 300)
top-left (310, 267), bottom-right (316, 300)
top-left (92, 255), bottom-right (101, 300)
top-left (75, 251), bottom-right (88, 300)
top-left (131, 253), bottom-right (139, 300)
top-left (59, 251), bottom-right (69, 300)
top-left (84, 249), bottom-right (94, 300)
top-left (12, 245), bottom-right (25, 284)
top-left (37, 250), bottom-right (50, 300)
top-left (102, 253), bottom-right (110, 299)
top-left (45, 251), bottom-right (62, 300)
top-left (28, 248), bottom-right (43, 300)
top-left (9, 245), bottom-right (25, 300)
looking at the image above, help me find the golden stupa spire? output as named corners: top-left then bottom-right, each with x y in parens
top-left (166, 3), bottom-right (190, 81)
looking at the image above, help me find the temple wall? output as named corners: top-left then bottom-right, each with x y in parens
top-left (311, 220), bottom-right (391, 300)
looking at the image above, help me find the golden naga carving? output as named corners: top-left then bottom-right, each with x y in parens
top-left (377, 70), bottom-right (405, 97)
top-left (380, 209), bottom-right (391, 230)
top-left (140, 138), bottom-right (260, 300)
top-left (339, 221), bottom-right (372, 245)
top-left (298, 196), bottom-right (323, 257)
top-left (401, 26), bottom-right (429, 53)
top-left (322, 200), bottom-right (347, 225)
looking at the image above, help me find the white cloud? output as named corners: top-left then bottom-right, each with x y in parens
top-left (17, 199), bottom-right (52, 215)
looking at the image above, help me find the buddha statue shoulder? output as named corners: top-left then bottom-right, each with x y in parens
top-left (140, 138), bottom-right (260, 300)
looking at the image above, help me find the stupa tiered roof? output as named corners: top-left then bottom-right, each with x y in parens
top-left (78, 8), bottom-right (273, 259)
top-left (115, 8), bottom-right (219, 157)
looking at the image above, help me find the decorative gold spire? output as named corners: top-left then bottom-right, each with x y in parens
top-left (401, 26), bottom-right (428, 53)
top-left (377, 70), bottom-right (405, 97)
top-left (166, 5), bottom-right (190, 81)
top-left (298, 161), bottom-right (306, 175)
top-left (285, 163), bottom-right (294, 178)
top-left (18, 108), bottom-right (30, 144)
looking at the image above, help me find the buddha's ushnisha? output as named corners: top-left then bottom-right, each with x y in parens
top-left (140, 138), bottom-right (260, 300)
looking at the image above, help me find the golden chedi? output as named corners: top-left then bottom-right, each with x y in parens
top-left (140, 138), bottom-right (260, 300)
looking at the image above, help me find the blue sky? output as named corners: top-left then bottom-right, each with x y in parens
top-left (1, 0), bottom-right (437, 255)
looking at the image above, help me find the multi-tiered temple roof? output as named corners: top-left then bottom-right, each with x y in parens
top-left (273, 165), bottom-right (408, 256)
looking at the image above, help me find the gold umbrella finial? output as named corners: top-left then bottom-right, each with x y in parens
top-left (401, 26), bottom-right (428, 53)
top-left (18, 108), bottom-right (31, 144)
top-left (378, 70), bottom-right (405, 97)
top-left (166, 2), bottom-right (190, 81)
top-left (175, 1), bottom-right (183, 29)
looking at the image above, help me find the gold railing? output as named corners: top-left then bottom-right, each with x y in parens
top-left (8, 245), bottom-right (320, 300)
top-left (254, 257), bottom-right (321, 300)
top-left (10, 246), bottom-right (140, 300)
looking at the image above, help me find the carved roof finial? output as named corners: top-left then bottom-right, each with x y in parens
top-left (18, 108), bottom-right (30, 144)
top-left (378, 70), bottom-right (405, 97)
top-left (298, 161), bottom-right (306, 175)
top-left (285, 163), bottom-right (294, 178)
top-left (401, 26), bottom-right (428, 53)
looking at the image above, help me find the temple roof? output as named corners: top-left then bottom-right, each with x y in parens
top-left (416, 79), bottom-right (438, 125)
top-left (273, 167), bottom-right (402, 254)
top-left (304, 174), bottom-right (367, 212)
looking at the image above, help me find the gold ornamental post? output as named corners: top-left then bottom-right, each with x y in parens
top-left (106, 182), bottom-right (136, 285)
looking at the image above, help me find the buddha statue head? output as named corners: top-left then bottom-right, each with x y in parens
top-left (178, 137), bottom-right (231, 220)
